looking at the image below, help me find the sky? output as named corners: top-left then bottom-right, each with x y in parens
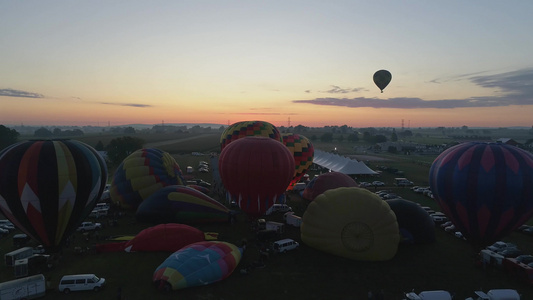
top-left (1, 1), bottom-right (533, 129)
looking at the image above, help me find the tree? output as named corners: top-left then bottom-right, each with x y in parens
top-left (95, 140), bottom-right (105, 151)
top-left (320, 132), bottom-right (333, 142)
top-left (391, 129), bottom-right (398, 142)
top-left (337, 135), bottom-right (344, 142)
top-left (374, 135), bottom-right (387, 143)
top-left (0, 125), bottom-right (20, 150)
top-left (106, 136), bottom-right (145, 166)
top-left (34, 127), bottom-right (53, 137)
top-left (347, 133), bottom-right (359, 142)
top-left (123, 127), bottom-right (136, 134)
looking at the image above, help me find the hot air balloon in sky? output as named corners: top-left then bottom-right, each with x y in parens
top-left (218, 136), bottom-right (294, 217)
top-left (0, 140), bottom-right (107, 252)
top-left (373, 69), bottom-right (392, 93)
top-left (302, 172), bottom-right (358, 201)
top-left (153, 241), bottom-right (242, 291)
top-left (429, 142), bottom-right (533, 247)
top-left (135, 185), bottom-right (230, 224)
top-left (282, 133), bottom-right (314, 191)
top-left (110, 148), bottom-right (185, 209)
top-left (301, 187), bottom-right (400, 261)
top-left (220, 120), bottom-right (282, 151)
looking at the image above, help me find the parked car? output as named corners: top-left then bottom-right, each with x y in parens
top-left (514, 254), bottom-right (533, 264)
top-left (499, 248), bottom-right (522, 258)
top-left (359, 182), bottom-right (372, 187)
top-left (486, 241), bottom-right (517, 252)
top-left (272, 238), bottom-right (299, 253)
top-left (372, 181), bottom-right (385, 186)
top-left (76, 222), bottom-right (102, 232)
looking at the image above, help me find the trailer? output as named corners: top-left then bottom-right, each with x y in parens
top-left (0, 274), bottom-right (46, 300)
top-left (5, 247), bottom-right (34, 267)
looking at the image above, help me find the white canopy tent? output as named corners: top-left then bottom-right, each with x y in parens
top-left (313, 149), bottom-right (378, 175)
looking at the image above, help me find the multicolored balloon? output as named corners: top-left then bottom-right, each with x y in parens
top-left (301, 187), bottom-right (400, 261)
top-left (282, 133), bottom-right (314, 191)
top-left (110, 148), bottom-right (185, 209)
top-left (373, 69), bottom-right (392, 93)
top-left (302, 172), bottom-right (358, 201)
top-left (218, 136), bottom-right (294, 217)
top-left (429, 142), bottom-right (533, 246)
top-left (153, 241), bottom-right (242, 291)
top-left (135, 185), bottom-right (230, 224)
top-left (0, 140), bottom-right (107, 252)
top-left (220, 120), bottom-right (282, 151)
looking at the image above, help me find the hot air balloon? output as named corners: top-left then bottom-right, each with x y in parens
top-left (386, 199), bottom-right (435, 244)
top-left (153, 241), bottom-right (242, 291)
top-left (124, 223), bottom-right (206, 252)
top-left (135, 185), bottom-right (230, 224)
top-left (218, 136), bottom-right (294, 217)
top-left (301, 187), bottom-right (400, 261)
top-left (302, 172), bottom-right (358, 201)
top-left (429, 142), bottom-right (533, 247)
top-left (220, 120), bottom-right (282, 151)
top-left (110, 148), bottom-right (185, 209)
top-left (281, 133), bottom-right (314, 191)
top-left (373, 69), bottom-right (392, 93)
top-left (0, 140), bottom-right (107, 252)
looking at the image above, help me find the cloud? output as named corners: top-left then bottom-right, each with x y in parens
top-left (99, 102), bottom-right (153, 108)
top-left (319, 85), bottom-right (365, 94)
top-left (0, 88), bottom-right (44, 98)
top-left (294, 68), bottom-right (533, 109)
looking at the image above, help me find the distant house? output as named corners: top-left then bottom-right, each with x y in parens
top-left (495, 138), bottom-right (519, 146)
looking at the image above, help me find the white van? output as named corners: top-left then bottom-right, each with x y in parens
top-left (272, 239), bottom-right (299, 253)
top-left (58, 274), bottom-right (105, 293)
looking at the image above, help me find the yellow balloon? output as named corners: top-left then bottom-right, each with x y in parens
top-left (301, 187), bottom-right (400, 261)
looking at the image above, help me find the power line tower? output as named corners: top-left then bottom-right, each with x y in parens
top-left (401, 119), bottom-right (405, 131)
top-left (288, 117), bottom-right (291, 127)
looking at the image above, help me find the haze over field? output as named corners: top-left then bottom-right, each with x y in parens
top-left (1, 1), bottom-right (533, 128)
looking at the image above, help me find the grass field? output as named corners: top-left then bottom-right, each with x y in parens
top-left (2, 132), bottom-right (533, 299)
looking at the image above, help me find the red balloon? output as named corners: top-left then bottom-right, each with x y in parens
top-left (218, 136), bottom-right (295, 217)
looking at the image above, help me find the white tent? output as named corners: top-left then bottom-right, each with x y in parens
top-left (313, 149), bottom-right (378, 175)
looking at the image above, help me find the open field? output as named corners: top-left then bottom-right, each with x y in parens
top-left (2, 131), bottom-right (533, 299)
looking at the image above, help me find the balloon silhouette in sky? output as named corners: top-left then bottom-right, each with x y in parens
top-left (373, 69), bottom-right (392, 93)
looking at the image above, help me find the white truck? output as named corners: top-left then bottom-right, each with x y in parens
top-left (284, 212), bottom-right (302, 227)
top-left (0, 274), bottom-right (46, 300)
top-left (5, 247), bottom-right (34, 267)
top-left (465, 289), bottom-right (521, 300)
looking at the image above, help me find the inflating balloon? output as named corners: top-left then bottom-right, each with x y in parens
top-left (0, 140), bottom-right (107, 252)
top-left (301, 187), bottom-right (400, 261)
top-left (153, 241), bottom-right (242, 291)
top-left (373, 69), bottom-right (392, 93)
top-left (135, 185), bottom-right (230, 224)
top-left (282, 133), bottom-right (314, 191)
top-left (124, 223), bottom-right (206, 252)
top-left (429, 142), bottom-right (533, 247)
top-left (220, 120), bottom-right (282, 151)
top-left (110, 148), bottom-right (185, 209)
top-left (219, 136), bottom-right (294, 217)
top-left (302, 172), bottom-right (358, 201)
top-left (386, 199), bottom-right (435, 244)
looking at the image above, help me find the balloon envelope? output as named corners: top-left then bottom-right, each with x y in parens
top-left (218, 136), bottom-right (294, 217)
top-left (110, 148), bottom-right (185, 209)
top-left (302, 172), bottom-right (358, 201)
top-left (220, 120), bottom-right (282, 151)
top-left (282, 133), bottom-right (314, 191)
top-left (136, 185), bottom-right (230, 224)
top-left (386, 199), bottom-right (435, 244)
top-left (153, 241), bottom-right (242, 291)
top-left (429, 142), bottom-right (533, 246)
top-left (0, 140), bottom-right (107, 252)
top-left (124, 223), bottom-right (205, 252)
top-left (301, 187), bottom-right (400, 261)
top-left (373, 70), bottom-right (392, 92)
